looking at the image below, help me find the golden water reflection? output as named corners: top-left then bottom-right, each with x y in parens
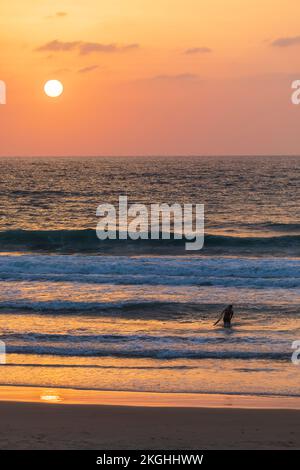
top-left (40, 391), bottom-right (62, 403)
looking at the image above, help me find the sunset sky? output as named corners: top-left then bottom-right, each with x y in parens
top-left (1, 0), bottom-right (300, 156)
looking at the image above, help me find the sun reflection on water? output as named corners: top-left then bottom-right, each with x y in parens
top-left (40, 391), bottom-right (62, 403)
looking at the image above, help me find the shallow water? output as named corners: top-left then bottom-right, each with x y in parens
top-left (0, 156), bottom-right (299, 396)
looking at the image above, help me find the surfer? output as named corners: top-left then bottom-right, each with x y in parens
top-left (214, 304), bottom-right (234, 328)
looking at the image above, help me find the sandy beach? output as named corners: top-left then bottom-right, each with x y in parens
top-left (0, 387), bottom-right (299, 450)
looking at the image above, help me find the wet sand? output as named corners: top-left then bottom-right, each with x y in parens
top-left (0, 386), bottom-right (299, 449)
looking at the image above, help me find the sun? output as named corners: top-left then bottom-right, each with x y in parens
top-left (44, 80), bottom-right (64, 98)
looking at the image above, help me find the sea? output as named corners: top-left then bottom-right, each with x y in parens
top-left (0, 156), bottom-right (299, 397)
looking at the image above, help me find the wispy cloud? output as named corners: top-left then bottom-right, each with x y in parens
top-left (271, 36), bottom-right (300, 48)
top-left (46, 12), bottom-right (68, 19)
top-left (79, 42), bottom-right (139, 55)
top-left (184, 47), bottom-right (212, 54)
top-left (36, 40), bottom-right (80, 52)
top-left (78, 65), bottom-right (99, 74)
top-left (36, 40), bottom-right (139, 55)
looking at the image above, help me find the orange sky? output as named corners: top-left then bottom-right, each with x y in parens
top-left (1, 0), bottom-right (300, 156)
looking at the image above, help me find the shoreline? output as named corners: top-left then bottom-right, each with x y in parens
top-left (1, 385), bottom-right (300, 409)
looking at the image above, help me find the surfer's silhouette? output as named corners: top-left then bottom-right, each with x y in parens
top-left (214, 304), bottom-right (234, 328)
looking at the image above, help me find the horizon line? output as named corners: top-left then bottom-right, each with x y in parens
top-left (1, 154), bottom-right (300, 158)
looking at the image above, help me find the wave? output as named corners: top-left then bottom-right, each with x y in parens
top-left (1, 331), bottom-right (293, 362)
top-left (2, 332), bottom-right (287, 345)
top-left (0, 254), bottom-right (299, 289)
top-left (0, 299), bottom-right (298, 315)
top-left (252, 222), bottom-right (300, 233)
top-left (0, 299), bottom-right (165, 312)
top-left (3, 363), bottom-right (197, 370)
top-left (3, 344), bottom-right (291, 360)
top-left (210, 222), bottom-right (300, 234)
top-left (0, 229), bottom-right (299, 255)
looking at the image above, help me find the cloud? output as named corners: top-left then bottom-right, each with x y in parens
top-left (184, 47), bottom-right (212, 54)
top-left (152, 73), bottom-right (200, 81)
top-left (79, 42), bottom-right (139, 55)
top-left (78, 65), bottom-right (99, 74)
top-left (36, 40), bottom-right (80, 52)
top-left (46, 12), bottom-right (68, 19)
top-left (271, 36), bottom-right (300, 48)
top-left (36, 40), bottom-right (139, 55)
